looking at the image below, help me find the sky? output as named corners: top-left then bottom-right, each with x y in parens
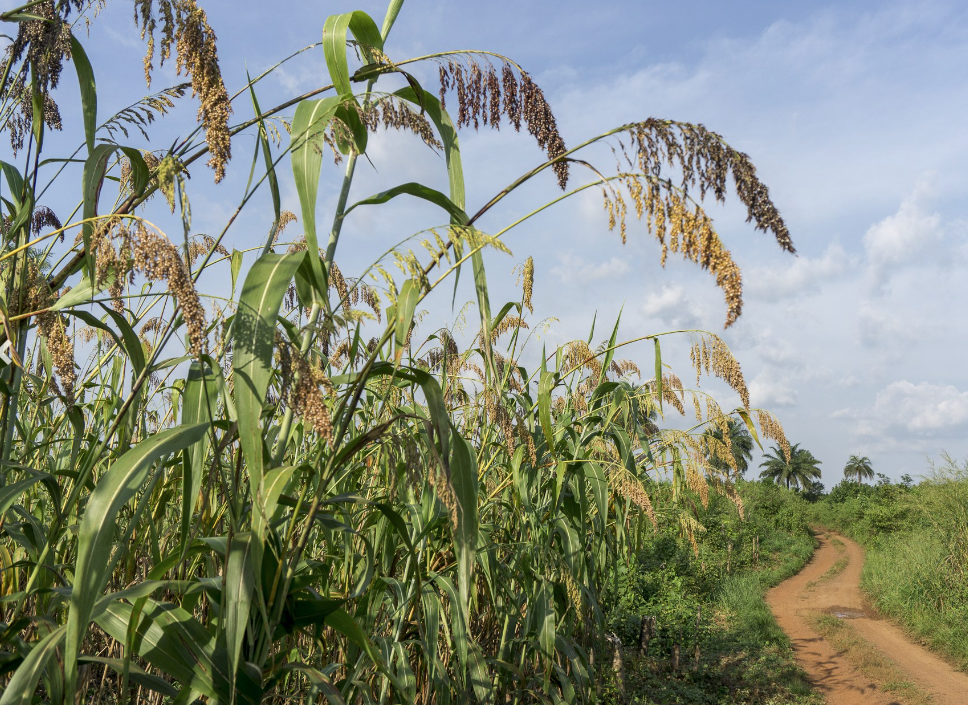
top-left (6, 0), bottom-right (968, 486)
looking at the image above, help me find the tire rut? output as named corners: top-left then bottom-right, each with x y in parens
top-left (767, 529), bottom-right (968, 705)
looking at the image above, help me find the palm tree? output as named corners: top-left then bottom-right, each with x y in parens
top-left (843, 455), bottom-right (874, 483)
top-left (704, 417), bottom-right (755, 475)
top-left (759, 443), bottom-right (822, 490)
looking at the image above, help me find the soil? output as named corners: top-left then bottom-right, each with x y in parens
top-left (767, 529), bottom-right (968, 705)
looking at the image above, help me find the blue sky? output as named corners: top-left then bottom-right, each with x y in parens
top-left (8, 0), bottom-right (968, 485)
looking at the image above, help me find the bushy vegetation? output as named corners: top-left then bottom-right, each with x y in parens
top-left (599, 480), bottom-right (819, 704)
top-left (813, 457), bottom-right (968, 670)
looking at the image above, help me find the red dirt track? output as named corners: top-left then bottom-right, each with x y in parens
top-left (767, 530), bottom-right (968, 705)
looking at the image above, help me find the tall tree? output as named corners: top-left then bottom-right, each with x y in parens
top-left (843, 455), bottom-right (874, 483)
top-left (704, 417), bottom-right (755, 475)
top-left (759, 443), bottom-right (822, 490)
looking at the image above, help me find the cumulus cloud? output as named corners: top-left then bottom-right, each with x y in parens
top-left (854, 381), bottom-right (968, 443)
top-left (872, 381), bottom-right (968, 432)
top-left (746, 243), bottom-right (853, 300)
top-left (639, 285), bottom-right (705, 328)
top-left (863, 181), bottom-right (943, 284)
top-left (749, 369), bottom-right (798, 408)
top-left (855, 303), bottom-right (920, 348)
top-left (552, 253), bottom-right (629, 283)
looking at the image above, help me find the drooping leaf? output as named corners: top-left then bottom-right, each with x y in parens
top-left (0, 625), bottom-right (65, 705)
top-left (64, 423), bottom-right (209, 697)
top-left (70, 36), bottom-right (96, 154)
top-left (290, 97), bottom-right (341, 292)
top-left (233, 251), bottom-right (305, 491)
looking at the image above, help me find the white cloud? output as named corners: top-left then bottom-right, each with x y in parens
top-left (747, 243), bottom-right (853, 300)
top-left (552, 253), bottom-right (629, 283)
top-left (863, 180), bottom-right (943, 283)
top-left (855, 303), bottom-right (919, 348)
top-left (641, 285), bottom-right (685, 318)
top-left (749, 369), bottom-right (798, 408)
top-left (855, 380), bottom-right (968, 440)
top-left (638, 284), bottom-right (707, 328)
top-left (869, 381), bottom-right (968, 433)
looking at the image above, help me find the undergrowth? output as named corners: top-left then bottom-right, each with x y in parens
top-left (599, 480), bottom-right (820, 704)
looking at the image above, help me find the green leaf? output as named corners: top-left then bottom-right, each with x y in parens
top-left (0, 161), bottom-right (24, 207)
top-left (81, 143), bottom-right (119, 278)
top-left (230, 249), bottom-right (243, 298)
top-left (654, 338), bottom-right (663, 414)
top-left (247, 76), bottom-right (281, 251)
top-left (392, 279), bottom-right (420, 363)
top-left (0, 474), bottom-right (46, 518)
top-left (180, 362), bottom-right (217, 557)
top-left (224, 532), bottom-right (256, 702)
top-left (324, 608), bottom-right (408, 697)
top-left (449, 433), bottom-right (478, 620)
top-left (233, 252), bottom-right (305, 491)
top-left (345, 182), bottom-right (469, 222)
top-left (49, 272), bottom-right (115, 311)
top-left (333, 98), bottom-right (367, 155)
top-left (0, 625), bottom-right (66, 705)
top-left (64, 423), bottom-right (209, 697)
top-left (70, 36), bottom-right (96, 155)
top-left (290, 97), bottom-right (341, 292)
top-left (253, 465), bottom-right (298, 543)
top-left (736, 409), bottom-right (763, 451)
top-left (118, 146), bottom-right (150, 196)
top-left (538, 370), bottom-right (556, 457)
top-left (322, 11), bottom-right (384, 97)
top-left (79, 657), bottom-right (177, 698)
top-left (601, 309), bottom-right (622, 383)
top-left (95, 600), bottom-right (236, 701)
top-left (393, 88), bottom-right (463, 209)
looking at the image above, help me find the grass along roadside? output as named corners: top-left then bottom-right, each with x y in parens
top-left (812, 462), bottom-right (968, 672)
top-left (806, 612), bottom-right (933, 705)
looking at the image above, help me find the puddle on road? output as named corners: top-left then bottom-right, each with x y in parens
top-left (827, 606), bottom-right (867, 619)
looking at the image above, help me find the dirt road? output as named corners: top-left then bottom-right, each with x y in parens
top-left (767, 530), bottom-right (968, 705)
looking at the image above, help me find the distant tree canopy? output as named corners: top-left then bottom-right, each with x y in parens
top-left (843, 454), bottom-right (874, 483)
top-left (759, 443), bottom-right (822, 490)
top-left (704, 417), bottom-right (754, 475)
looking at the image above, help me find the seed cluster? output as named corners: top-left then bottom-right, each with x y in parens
top-left (613, 468), bottom-right (657, 528)
top-left (31, 207), bottom-right (62, 237)
top-left (625, 120), bottom-right (793, 254)
top-left (756, 410), bottom-right (791, 463)
top-left (134, 0), bottom-right (232, 182)
top-left (18, 261), bottom-right (76, 407)
top-left (438, 60), bottom-right (569, 189)
top-left (489, 315), bottom-right (529, 343)
top-left (289, 352), bottom-right (334, 443)
top-left (130, 224), bottom-right (206, 356)
top-left (522, 256), bottom-right (534, 314)
top-left (563, 340), bottom-right (603, 379)
top-left (689, 334), bottom-right (750, 409)
top-left (610, 359), bottom-right (640, 379)
top-left (0, 1), bottom-right (80, 152)
top-left (360, 98), bottom-right (443, 151)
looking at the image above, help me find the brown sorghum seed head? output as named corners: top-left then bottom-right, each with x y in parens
top-left (132, 224), bottom-right (207, 357)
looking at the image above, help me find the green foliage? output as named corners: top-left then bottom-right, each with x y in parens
top-left (703, 417), bottom-right (754, 475)
top-left (843, 454), bottom-right (874, 483)
top-left (0, 1), bottom-right (797, 702)
top-left (758, 443), bottom-right (822, 490)
top-left (599, 482), bottom-right (819, 704)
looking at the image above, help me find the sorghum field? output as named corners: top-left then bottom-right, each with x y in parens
top-left (0, 1), bottom-right (803, 702)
